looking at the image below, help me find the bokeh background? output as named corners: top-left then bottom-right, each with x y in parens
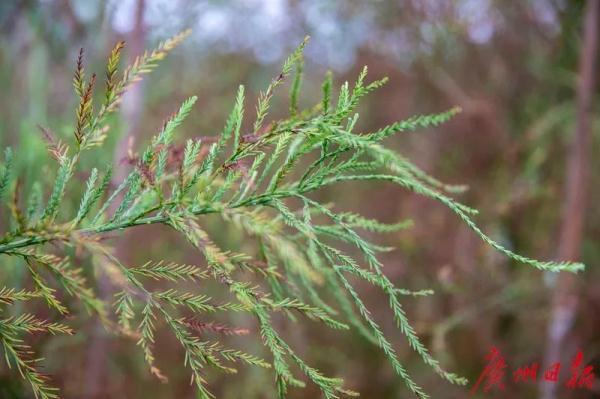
top-left (0, 1), bottom-right (598, 398)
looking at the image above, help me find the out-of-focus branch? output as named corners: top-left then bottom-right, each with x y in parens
top-left (541, 2), bottom-right (599, 399)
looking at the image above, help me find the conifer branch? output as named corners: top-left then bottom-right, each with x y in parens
top-left (0, 31), bottom-right (585, 399)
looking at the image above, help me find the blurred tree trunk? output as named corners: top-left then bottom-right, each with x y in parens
top-left (541, 2), bottom-right (598, 399)
top-left (84, 0), bottom-right (146, 397)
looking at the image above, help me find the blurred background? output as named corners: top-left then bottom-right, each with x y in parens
top-left (0, 0), bottom-right (598, 398)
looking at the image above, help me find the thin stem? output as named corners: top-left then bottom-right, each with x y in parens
top-left (0, 206), bottom-right (218, 254)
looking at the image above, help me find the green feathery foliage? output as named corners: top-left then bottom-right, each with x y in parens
top-left (0, 31), bottom-right (585, 399)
